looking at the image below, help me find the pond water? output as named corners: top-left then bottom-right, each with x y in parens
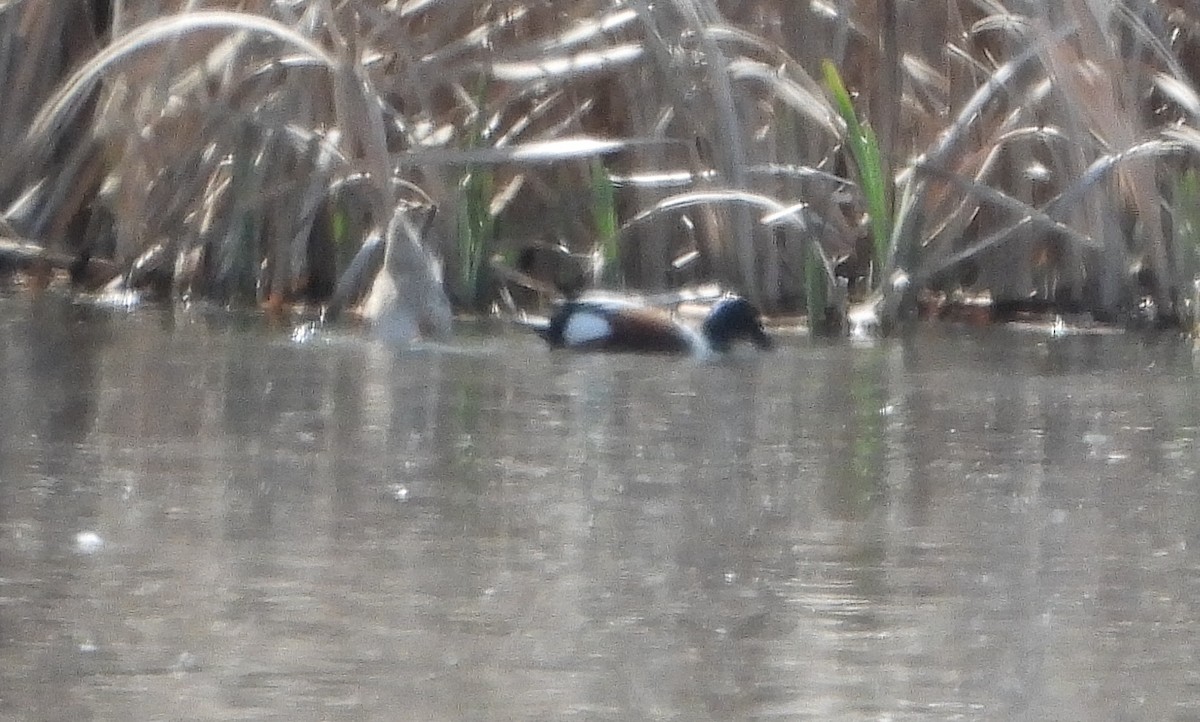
top-left (2, 293), bottom-right (1200, 720)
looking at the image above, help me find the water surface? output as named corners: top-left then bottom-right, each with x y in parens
top-left (2, 294), bottom-right (1199, 720)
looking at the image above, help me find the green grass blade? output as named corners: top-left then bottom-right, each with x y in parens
top-left (822, 59), bottom-right (892, 288)
top-left (805, 240), bottom-right (827, 332)
top-left (590, 159), bottom-right (620, 284)
top-left (457, 165), bottom-right (495, 305)
top-left (1173, 168), bottom-right (1200, 331)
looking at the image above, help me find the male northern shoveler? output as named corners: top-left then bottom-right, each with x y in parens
top-left (531, 294), bottom-right (773, 356)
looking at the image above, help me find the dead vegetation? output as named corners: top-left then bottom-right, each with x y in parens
top-left (3, 1), bottom-right (1200, 336)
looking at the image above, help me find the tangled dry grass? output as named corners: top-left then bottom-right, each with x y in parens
top-left (4, 1), bottom-right (1200, 336)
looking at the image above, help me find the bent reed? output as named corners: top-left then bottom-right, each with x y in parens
top-left (3, 1), bottom-right (1200, 335)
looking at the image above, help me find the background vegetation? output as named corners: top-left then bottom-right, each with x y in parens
top-left (4, 0), bottom-right (1200, 336)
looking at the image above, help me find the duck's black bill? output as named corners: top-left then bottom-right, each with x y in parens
top-left (752, 328), bottom-right (774, 350)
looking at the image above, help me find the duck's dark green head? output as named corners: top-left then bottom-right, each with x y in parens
top-left (702, 296), bottom-right (773, 352)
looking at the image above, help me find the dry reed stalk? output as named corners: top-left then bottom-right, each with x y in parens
top-left (3, 0), bottom-right (1200, 334)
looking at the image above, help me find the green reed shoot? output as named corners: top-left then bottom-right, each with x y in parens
top-left (457, 164), bottom-right (495, 307)
top-left (1172, 168), bottom-right (1200, 331)
top-left (590, 159), bottom-right (620, 285)
top-left (804, 237), bottom-right (828, 332)
top-left (457, 78), bottom-right (496, 308)
top-left (822, 60), bottom-right (891, 289)
top-left (331, 205), bottom-right (350, 248)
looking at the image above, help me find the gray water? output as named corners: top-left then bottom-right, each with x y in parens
top-left (2, 294), bottom-right (1199, 721)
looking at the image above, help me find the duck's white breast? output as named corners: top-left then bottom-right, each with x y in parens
top-left (562, 311), bottom-right (613, 346)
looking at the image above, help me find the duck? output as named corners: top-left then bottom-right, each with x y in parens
top-left (529, 293), bottom-right (773, 356)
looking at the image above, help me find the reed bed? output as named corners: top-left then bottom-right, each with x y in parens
top-left (3, 1), bottom-right (1200, 335)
